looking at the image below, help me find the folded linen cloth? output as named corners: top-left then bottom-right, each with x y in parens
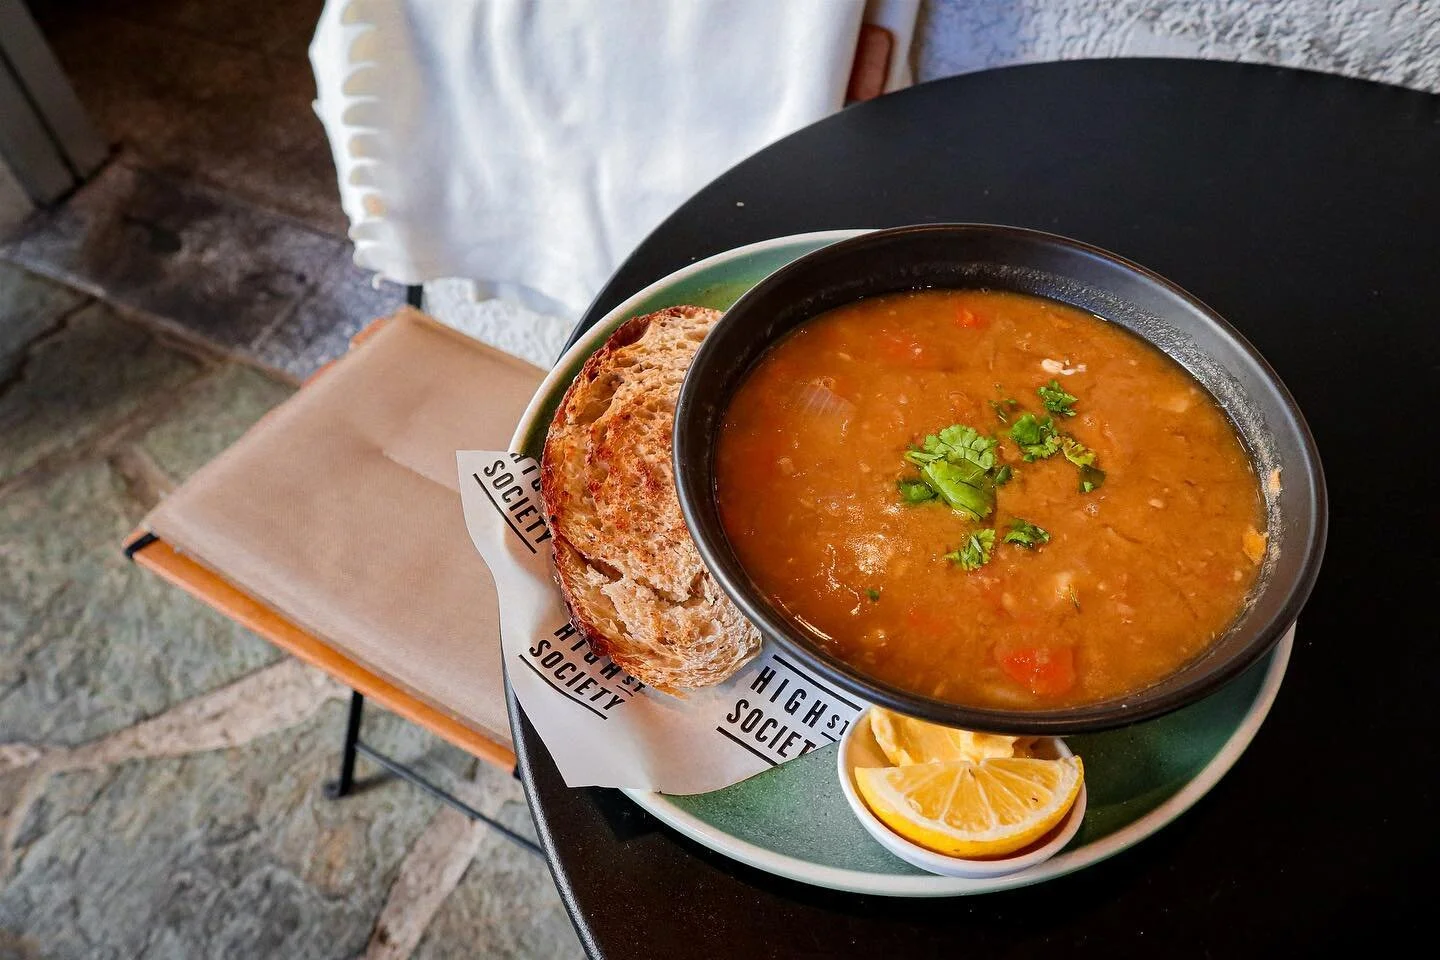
top-left (311, 0), bottom-right (917, 318)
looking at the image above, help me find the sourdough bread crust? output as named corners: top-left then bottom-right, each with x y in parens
top-left (540, 306), bottom-right (761, 691)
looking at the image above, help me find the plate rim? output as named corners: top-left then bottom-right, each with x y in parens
top-left (624, 629), bottom-right (1289, 896)
top-left (509, 230), bottom-right (1294, 897)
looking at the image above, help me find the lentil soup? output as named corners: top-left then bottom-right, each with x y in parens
top-left (715, 289), bottom-right (1265, 709)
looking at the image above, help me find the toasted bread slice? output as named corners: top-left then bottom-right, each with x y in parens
top-left (541, 306), bottom-right (761, 690)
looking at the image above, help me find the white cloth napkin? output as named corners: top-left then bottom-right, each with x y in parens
top-left (311, 0), bottom-right (917, 318)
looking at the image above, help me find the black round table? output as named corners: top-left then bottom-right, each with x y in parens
top-left (509, 59), bottom-right (1438, 957)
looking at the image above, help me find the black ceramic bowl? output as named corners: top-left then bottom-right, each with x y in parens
top-left (674, 224), bottom-right (1326, 734)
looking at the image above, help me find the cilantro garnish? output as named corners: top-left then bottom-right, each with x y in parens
top-left (1059, 436), bottom-right (1096, 467)
top-left (866, 588), bottom-right (881, 602)
top-left (905, 425), bottom-right (998, 472)
top-left (1038, 380), bottom-right (1078, 417)
top-left (898, 416), bottom-right (1100, 571)
top-left (899, 424), bottom-right (1002, 521)
top-left (1009, 414), bottom-right (1062, 461)
top-left (914, 460), bottom-right (993, 520)
top-left (945, 529), bottom-right (995, 571)
top-left (897, 479), bottom-right (937, 503)
top-left (1060, 437), bottom-right (1106, 492)
top-left (1002, 518), bottom-right (1050, 548)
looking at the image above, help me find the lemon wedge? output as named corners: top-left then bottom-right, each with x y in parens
top-left (869, 707), bottom-right (1028, 766)
top-left (854, 755), bottom-right (1084, 858)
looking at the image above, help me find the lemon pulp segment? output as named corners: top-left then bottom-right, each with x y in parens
top-left (869, 707), bottom-right (1029, 766)
top-left (855, 755), bottom-right (1083, 858)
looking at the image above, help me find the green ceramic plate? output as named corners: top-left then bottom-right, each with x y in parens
top-left (512, 231), bottom-right (1294, 897)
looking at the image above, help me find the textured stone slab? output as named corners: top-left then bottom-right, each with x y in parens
top-left (0, 704), bottom-right (447, 959)
top-left (1, 163), bottom-right (346, 354)
top-left (39, 0), bottom-right (326, 62)
top-left (362, 760), bottom-right (568, 959)
top-left (31, 2), bottom-right (344, 234)
top-left (250, 259), bottom-right (405, 380)
top-left (412, 796), bottom-right (583, 960)
top-left (0, 459), bottom-right (279, 746)
top-left (137, 363), bottom-right (295, 483)
top-left (0, 302), bottom-right (202, 488)
top-left (0, 263), bottom-right (87, 384)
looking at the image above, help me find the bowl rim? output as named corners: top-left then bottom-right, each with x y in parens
top-left (673, 222), bottom-right (1328, 734)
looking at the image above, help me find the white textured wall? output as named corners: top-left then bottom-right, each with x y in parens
top-left (916, 0), bottom-right (1440, 92)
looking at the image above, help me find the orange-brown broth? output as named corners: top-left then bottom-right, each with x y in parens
top-left (715, 290), bottom-right (1265, 709)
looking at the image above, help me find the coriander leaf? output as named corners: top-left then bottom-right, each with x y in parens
top-left (1002, 518), bottom-right (1051, 548)
top-left (903, 424), bottom-right (998, 471)
top-left (920, 460), bottom-right (993, 520)
top-left (866, 588), bottom-right (881, 602)
top-left (903, 447), bottom-right (945, 465)
top-left (936, 425), bottom-right (997, 471)
top-left (904, 426), bottom-right (991, 467)
top-left (897, 478), bottom-right (937, 502)
top-left (1059, 436), bottom-right (1106, 492)
top-left (1060, 436), bottom-right (1096, 467)
top-left (1009, 413), bottom-right (1062, 461)
top-left (1038, 379), bottom-right (1078, 417)
top-left (944, 529), bottom-right (996, 571)
top-left (900, 423), bottom-right (1003, 519)
top-left (993, 464), bottom-right (1013, 486)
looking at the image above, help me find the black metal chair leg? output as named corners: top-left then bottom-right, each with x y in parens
top-left (318, 687), bottom-right (541, 855)
top-left (324, 690), bottom-right (365, 799)
top-left (355, 742), bottom-right (542, 855)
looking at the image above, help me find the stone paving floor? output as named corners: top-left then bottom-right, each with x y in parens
top-left (31, 0), bottom-right (344, 236)
top-left (0, 262), bottom-right (581, 959)
top-left (3, 158), bottom-right (405, 383)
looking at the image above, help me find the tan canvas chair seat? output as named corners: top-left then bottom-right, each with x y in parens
top-left (133, 308), bottom-right (543, 763)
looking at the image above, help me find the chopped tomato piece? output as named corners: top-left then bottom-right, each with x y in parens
top-left (954, 307), bottom-right (987, 329)
top-left (995, 642), bottom-right (1076, 697)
